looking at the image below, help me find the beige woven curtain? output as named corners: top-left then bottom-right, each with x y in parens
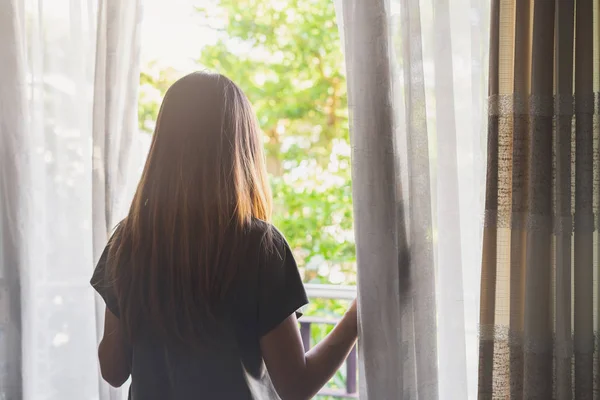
top-left (479, 0), bottom-right (600, 399)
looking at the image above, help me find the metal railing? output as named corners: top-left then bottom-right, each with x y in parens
top-left (304, 284), bottom-right (356, 300)
top-left (301, 284), bottom-right (358, 398)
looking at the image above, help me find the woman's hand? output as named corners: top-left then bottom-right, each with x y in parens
top-left (346, 299), bottom-right (357, 320)
top-left (98, 308), bottom-right (132, 387)
top-left (343, 299), bottom-right (358, 336)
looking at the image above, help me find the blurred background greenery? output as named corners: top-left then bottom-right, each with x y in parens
top-left (138, 0), bottom-right (356, 396)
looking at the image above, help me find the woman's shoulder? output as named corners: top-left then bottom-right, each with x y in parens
top-left (248, 219), bottom-right (289, 262)
top-left (248, 218), bottom-right (286, 242)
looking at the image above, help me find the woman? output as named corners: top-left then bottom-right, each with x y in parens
top-left (91, 71), bottom-right (358, 400)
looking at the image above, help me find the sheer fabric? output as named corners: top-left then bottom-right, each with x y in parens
top-left (0, 1), bottom-right (28, 398)
top-left (478, 1), bottom-right (600, 399)
top-left (0, 0), bottom-right (142, 398)
top-left (335, 0), bottom-right (489, 398)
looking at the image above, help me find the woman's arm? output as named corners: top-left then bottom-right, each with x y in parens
top-left (260, 300), bottom-right (357, 400)
top-left (98, 307), bottom-right (132, 387)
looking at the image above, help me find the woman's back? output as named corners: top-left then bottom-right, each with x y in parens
top-left (92, 219), bottom-right (308, 399)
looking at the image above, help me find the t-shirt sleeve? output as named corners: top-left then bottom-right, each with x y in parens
top-left (257, 229), bottom-right (309, 337)
top-left (90, 242), bottom-right (120, 317)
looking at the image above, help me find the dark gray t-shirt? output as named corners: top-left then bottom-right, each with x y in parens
top-left (90, 222), bottom-right (308, 400)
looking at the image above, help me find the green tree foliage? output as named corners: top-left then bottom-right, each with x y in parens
top-left (195, 0), bottom-right (355, 286)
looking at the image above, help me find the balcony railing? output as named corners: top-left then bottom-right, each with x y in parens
top-left (302, 284), bottom-right (357, 398)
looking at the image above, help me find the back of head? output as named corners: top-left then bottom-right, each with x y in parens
top-left (108, 72), bottom-right (273, 347)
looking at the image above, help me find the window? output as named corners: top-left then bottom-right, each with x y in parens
top-left (135, 0), bottom-right (357, 397)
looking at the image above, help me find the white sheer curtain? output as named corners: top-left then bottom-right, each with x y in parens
top-left (0, 1), bottom-right (28, 398)
top-left (0, 0), bottom-right (142, 398)
top-left (335, 0), bottom-right (489, 399)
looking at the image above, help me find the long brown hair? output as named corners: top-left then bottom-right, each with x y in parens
top-left (108, 72), bottom-right (273, 346)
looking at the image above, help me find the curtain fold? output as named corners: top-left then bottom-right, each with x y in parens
top-left (92, 0), bottom-right (142, 400)
top-left (478, 0), bottom-right (600, 398)
top-left (92, 1), bottom-right (143, 396)
top-left (92, 0), bottom-right (143, 257)
top-left (0, 0), bottom-right (28, 398)
top-left (339, 0), bottom-right (406, 396)
top-left (336, 0), bottom-right (489, 398)
top-left (0, 0), bottom-right (142, 398)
